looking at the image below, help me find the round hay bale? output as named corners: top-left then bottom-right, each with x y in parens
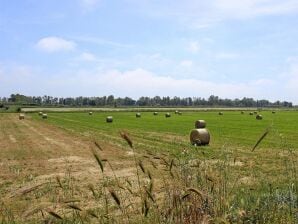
top-left (256, 114), bottom-right (263, 120)
top-left (165, 113), bottom-right (171, 118)
top-left (190, 129), bottom-right (210, 145)
top-left (153, 112), bottom-right (158, 115)
top-left (106, 116), bottom-right (113, 123)
top-left (89, 112), bottom-right (93, 115)
top-left (249, 112), bottom-right (253, 115)
top-left (19, 114), bottom-right (25, 120)
top-left (195, 120), bottom-right (206, 128)
top-left (42, 113), bottom-right (47, 119)
top-left (175, 110), bottom-right (179, 114)
top-left (218, 112), bottom-right (223, 115)
top-left (241, 111), bottom-right (244, 114)
top-left (272, 111), bottom-right (276, 114)
top-left (136, 113), bottom-right (141, 118)
top-left (253, 111), bottom-right (258, 114)
top-left (38, 111), bottom-right (43, 116)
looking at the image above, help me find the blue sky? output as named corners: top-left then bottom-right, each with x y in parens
top-left (0, 0), bottom-right (298, 104)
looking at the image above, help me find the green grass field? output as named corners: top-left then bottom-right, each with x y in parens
top-left (31, 110), bottom-right (298, 152)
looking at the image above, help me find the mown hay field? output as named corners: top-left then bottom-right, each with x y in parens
top-left (1, 110), bottom-right (297, 223)
top-left (31, 110), bottom-right (298, 150)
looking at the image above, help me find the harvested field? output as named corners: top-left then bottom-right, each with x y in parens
top-left (0, 111), bottom-right (297, 223)
top-left (0, 114), bottom-right (145, 222)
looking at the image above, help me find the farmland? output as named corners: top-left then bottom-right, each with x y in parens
top-left (31, 110), bottom-right (298, 150)
top-left (0, 110), bottom-right (297, 223)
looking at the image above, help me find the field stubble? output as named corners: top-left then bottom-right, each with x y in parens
top-left (0, 111), bottom-right (297, 223)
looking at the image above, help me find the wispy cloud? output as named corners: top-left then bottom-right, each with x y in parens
top-left (214, 0), bottom-right (298, 19)
top-left (180, 60), bottom-right (193, 67)
top-left (0, 64), bottom-right (43, 96)
top-left (216, 52), bottom-right (239, 59)
top-left (78, 52), bottom-right (97, 61)
top-left (85, 69), bottom-right (278, 100)
top-left (281, 58), bottom-right (298, 102)
top-left (72, 36), bottom-right (134, 48)
top-left (187, 41), bottom-right (200, 53)
top-left (0, 64), bottom-right (287, 103)
top-left (131, 0), bottom-right (298, 28)
top-left (79, 0), bottom-right (101, 12)
top-left (36, 37), bottom-right (76, 53)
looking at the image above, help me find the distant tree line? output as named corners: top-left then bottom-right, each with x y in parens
top-left (0, 93), bottom-right (293, 108)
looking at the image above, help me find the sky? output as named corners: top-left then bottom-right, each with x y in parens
top-left (0, 0), bottom-right (298, 104)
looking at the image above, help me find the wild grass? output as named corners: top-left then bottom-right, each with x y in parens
top-left (1, 130), bottom-right (297, 223)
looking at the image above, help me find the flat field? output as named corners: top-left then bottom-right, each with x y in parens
top-left (0, 110), bottom-right (297, 223)
top-left (31, 110), bottom-right (298, 150)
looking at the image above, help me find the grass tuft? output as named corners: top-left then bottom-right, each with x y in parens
top-left (67, 204), bottom-right (82, 211)
top-left (252, 127), bottom-right (270, 151)
top-left (94, 141), bottom-right (103, 151)
top-left (109, 189), bottom-right (121, 207)
top-left (120, 131), bottom-right (133, 148)
top-left (92, 150), bottom-right (104, 172)
top-left (47, 210), bottom-right (63, 220)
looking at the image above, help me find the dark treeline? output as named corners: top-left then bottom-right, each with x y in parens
top-left (0, 93), bottom-right (293, 108)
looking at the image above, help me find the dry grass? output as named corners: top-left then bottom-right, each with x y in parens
top-left (0, 113), bottom-right (297, 223)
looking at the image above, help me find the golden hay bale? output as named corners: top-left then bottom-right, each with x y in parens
top-left (153, 112), bottom-right (158, 115)
top-left (38, 111), bottom-right (43, 116)
top-left (136, 113), bottom-right (141, 118)
top-left (218, 112), bottom-right (223, 115)
top-left (42, 113), bottom-right (47, 119)
top-left (256, 114), bottom-right (263, 120)
top-left (165, 113), bottom-right (171, 118)
top-left (249, 112), bottom-right (253, 115)
top-left (89, 111), bottom-right (93, 115)
top-left (195, 120), bottom-right (206, 128)
top-left (106, 116), bottom-right (113, 123)
top-left (19, 114), bottom-right (25, 120)
top-left (190, 129), bottom-right (210, 145)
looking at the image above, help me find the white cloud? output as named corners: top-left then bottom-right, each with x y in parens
top-left (180, 60), bottom-right (193, 67)
top-left (214, 0), bottom-right (298, 18)
top-left (88, 69), bottom-right (278, 100)
top-left (286, 56), bottom-right (298, 63)
top-left (0, 64), bottom-right (43, 96)
top-left (282, 60), bottom-right (298, 102)
top-left (187, 41), bottom-right (200, 53)
top-left (79, 0), bottom-right (101, 11)
top-left (36, 37), bottom-right (76, 53)
top-left (72, 36), bottom-right (133, 48)
top-left (129, 53), bottom-right (173, 71)
top-left (132, 1), bottom-right (298, 28)
top-left (78, 52), bottom-right (97, 61)
top-left (1, 63), bottom-right (297, 104)
top-left (216, 52), bottom-right (239, 59)
top-left (0, 67), bottom-right (281, 101)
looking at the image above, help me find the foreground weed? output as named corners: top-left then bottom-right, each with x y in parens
top-left (1, 129), bottom-right (297, 223)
